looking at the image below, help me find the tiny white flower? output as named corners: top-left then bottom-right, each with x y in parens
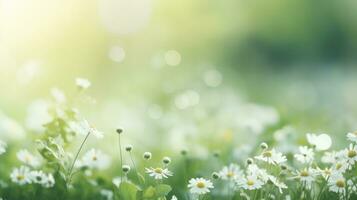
top-left (17, 149), bottom-right (41, 167)
top-left (81, 149), bottom-right (111, 170)
top-left (145, 167), bottom-right (173, 179)
top-left (69, 120), bottom-right (103, 138)
top-left (347, 131), bottom-right (357, 143)
top-left (306, 133), bottom-right (332, 151)
top-left (219, 163), bottom-right (243, 181)
top-left (295, 168), bottom-right (317, 189)
top-left (100, 189), bottom-right (114, 200)
top-left (317, 167), bottom-right (332, 180)
top-left (112, 177), bottom-right (121, 188)
top-left (255, 148), bottom-right (287, 165)
top-left (268, 176), bottom-right (287, 194)
top-left (328, 174), bottom-right (346, 195)
top-left (43, 173), bottom-right (55, 188)
top-left (344, 144), bottom-right (357, 168)
top-left (294, 146), bottom-right (314, 164)
top-left (0, 140), bottom-right (6, 155)
top-left (30, 170), bottom-right (47, 185)
top-left (10, 166), bottom-right (32, 185)
top-left (75, 78), bottom-right (91, 89)
top-left (171, 195), bottom-right (178, 200)
top-left (237, 175), bottom-right (264, 190)
top-left (188, 178), bottom-right (214, 195)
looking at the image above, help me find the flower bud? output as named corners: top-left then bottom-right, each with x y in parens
top-left (125, 145), bottom-right (133, 152)
top-left (260, 142), bottom-right (268, 150)
top-left (122, 165), bottom-right (130, 173)
top-left (162, 157), bottom-right (171, 165)
top-left (246, 158), bottom-right (254, 165)
top-left (143, 152), bottom-right (152, 160)
top-left (212, 172), bottom-right (220, 179)
top-left (116, 128), bottom-right (123, 134)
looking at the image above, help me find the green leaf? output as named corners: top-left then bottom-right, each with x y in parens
top-left (116, 182), bottom-right (139, 200)
top-left (137, 172), bottom-right (146, 185)
top-left (143, 186), bottom-right (156, 198)
top-left (155, 184), bottom-right (172, 197)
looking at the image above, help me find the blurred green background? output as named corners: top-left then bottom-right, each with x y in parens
top-left (1, 0), bottom-right (357, 146)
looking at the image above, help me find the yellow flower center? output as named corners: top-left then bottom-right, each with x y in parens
top-left (247, 180), bottom-right (255, 186)
top-left (227, 172), bottom-right (234, 178)
top-left (16, 175), bottom-right (24, 181)
top-left (348, 150), bottom-right (356, 158)
top-left (324, 169), bottom-right (331, 175)
top-left (336, 180), bottom-right (345, 188)
top-left (263, 151), bottom-right (272, 158)
top-left (196, 182), bottom-right (205, 188)
top-left (336, 163), bottom-right (342, 170)
top-left (300, 170), bottom-right (309, 177)
top-left (92, 156), bottom-right (97, 161)
top-left (353, 131), bottom-right (357, 136)
top-left (154, 168), bottom-right (163, 174)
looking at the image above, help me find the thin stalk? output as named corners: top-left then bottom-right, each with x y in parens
top-left (129, 152), bottom-right (140, 183)
top-left (118, 133), bottom-right (123, 182)
top-left (67, 131), bottom-right (91, 185)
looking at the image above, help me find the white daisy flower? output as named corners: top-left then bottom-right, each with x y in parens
top-left (69, 120), bottom-right (103, 138)
top-left (344, 144), bottom-right (357, 168)
top-left (255, 148), bottom-right (287, 165)
top-left (100, 189), bottom-right (114, 200)
top-left (295, 168), bottom-right (317, 189)
top-left (10, 166), bottom-right (32, 185)
top-left (145, 167), bottom-right (173, 180)
top-left (188, 178), bottom-right (214, 195)
top-left (219, 163), bottom-right (243, 181)
top-left (43, 173), bottom-right (55, 188)
top-left (306, 133), bottom-right (332, 151)
top-left (294, 146), bottom-right (314, 164)
top-left (30, 170), bottom-right (47, 185)
top-left (81, 149), bottom-right (111, 170)
top-left (332, 161), bottom-right (348, 174)
top-left (347, 131), bottom-right (357, 143)
top-left (246, 164), bottom-right (269, 183)
top-left (236, 175), bottom-right (264, 190)
top-left (321, 151), bottom-right (339, 163)
top-left (328, 174), bottom-right (346, 195)
top-left (317, 167), bottom-right (332, 180)
top-left (17, 149), bottom-right (41, 167)
top-left (0, 140), bottom-right (6, 155)
top-left (268, 176), bottom-right (287, 194)
top-left (75, 78), bottom-right (91, 89)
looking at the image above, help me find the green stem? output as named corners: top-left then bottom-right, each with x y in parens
top-left (67, 131), bottom-right (90, 185)
top-left (118, 134), bottom-right (123, 182)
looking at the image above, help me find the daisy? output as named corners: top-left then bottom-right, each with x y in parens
top-left (81, 149), bottom-right (111, 170)
top-left (246, 164), bottom-right (269, 183)
top-left (10, 166), bottom-right (32, 185)
top-left (236, 175), bottom-right (264, 190)
top-left (255, 148), bottom-right (287, 165)
top-left (344, 144), bottom-right (357, 168)
top-left (268, 176), bottom-right (287, 194)
top-left (317, 167), bottom-right (332, 180)
top-left (0, 140), bottom-right (6, 155)
top-left (328, 174), bottom-right (346, 195)
top-left (188, 178), bottom-right (214, 195)
top-left (43, 173), bottom-right (55, 188)
top-left (332, 161), bottom-right (348, 174)
top-left (306, 133), bottom-right (332, 151)
top-left (295, 168), bottom-right (317, 189)
top-left (294, 146), bottom-right (314, 164)
top-left (347, 131), bottom-right (357, 143)
top-left (69, 120), bottom-right (103, 138)
top-left (219, 163), bottom-right (243, 181)
top-left (75, 78), bottom-right (91, 89)
top-left (30, 170), bottom-right (47, 185)
top-left (145, 167), bottom-right (173, 179)
top-left (17, 149), bottom-right (41, 167)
